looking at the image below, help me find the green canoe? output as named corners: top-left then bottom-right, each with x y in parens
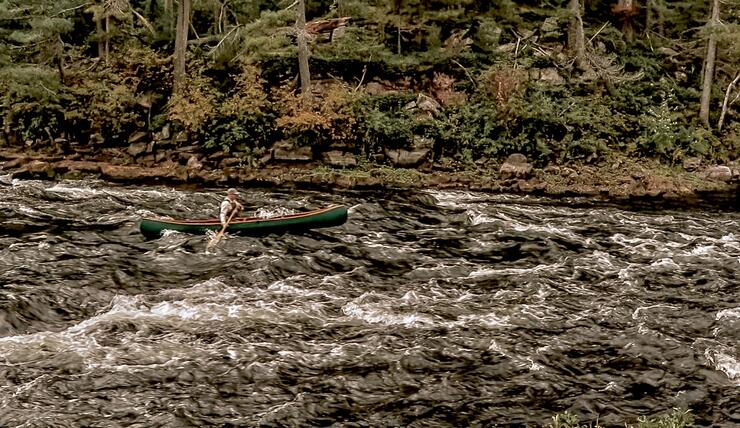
top-left (139, 204), bottom-right (348, 239)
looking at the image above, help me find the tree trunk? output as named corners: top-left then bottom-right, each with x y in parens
top-left (615, 0), bottom-right (636, 42)
top-left (296, 0), bottom-right (311, 97)
top-left (164, 0), bottom-right (174, 35)
top-left (568, 0), bottom-right (586, 70)
top-left (104, 14), bottom-right (110, 64)
top-left (96, 17), bottom-right (105, 59)
top-left (397, 21), bottom-right (402, 55)
top-left (699, 0), bottom-right (720, 128)
top-left (56, 36), bottom-right (66, 85)
top-left (213, 1), bottom-right (222, 34)
top-left (174, 0), bottom-right (191, 95)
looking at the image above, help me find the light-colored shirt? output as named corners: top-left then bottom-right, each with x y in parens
top-left (220, 199), bottom-right (241, 224)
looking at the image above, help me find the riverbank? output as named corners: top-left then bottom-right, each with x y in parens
top-left (1, 147), bottom-right (738, 210)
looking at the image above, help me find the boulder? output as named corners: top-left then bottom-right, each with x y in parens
top-left (323, 151), bottom-right (357, 168)
top-left (128, 131), bottom-right (148, 145)
top-left (89, 133), bottom-right (105, 145)
top-left (13, 160), bottom-right (54, 179)
top-left (538, 68), bottom-right (565, 85)
top-left (416, 94), bottom-right (441, 114)
top-left (127, 142), bottom-right (148, 158)
top-left (499, 153), bottom-right (533, 180)
top-left (366, 82), bottom-right (393, 95)
top-left (272, 142), bottom-right (313, 162)
top-left (186, 155), bottom-right (203, 171)
top-left (413, 135), bottom-right (434, 149)
top-left (683, 157), bottom-right (702, 172)
top-left (385, 148), bottom-right (430, 168)
top-left (496, 43), bottom-right (516, 53)
top-left (703, 165), bottom-right (732, 182)
top-left (139, 154), bottom-right (156, 167)
top-left (208, 151), bottom-right (226, 161)
top-left (176, 147), bottom-right (198, 163)
top-left (1, 157), bottom-right (28, 170)
top-left (541, 17), bottom-right (559, 34)
top-left (657, 47), bottom-right (679, 57)
top-left (155, 151), bottom-right (169, 163)
top-left (331, 27), bottom-right (346, 41)
top-left (53, 160), bottom-right (101, 174)
top-left (174, 131), bottom-right (188, 144)
top-left (100, 164), bottom-right (181, 182)
top-left (220, 157), bottom-right (241, 168)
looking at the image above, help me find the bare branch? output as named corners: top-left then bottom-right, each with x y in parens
top-left (588, 22), bottom-right (609, 44)
top-left (57, 3), bottom-right (92, 16)
top-left (208, 24), bottom-right (242, 56)
top-left (452, 59), bottom-right (477, 89)
top-left (718, 72), bottom-right (740, 131)
top-left (39, 82), bottom-right (57, 96)
top-left (131, 8), bottom-right (156, 36)
top-left (354, 55), bottom-right (372, 92)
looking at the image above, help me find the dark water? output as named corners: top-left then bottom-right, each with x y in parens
top-left (1, 177), bottom-right (738, 427)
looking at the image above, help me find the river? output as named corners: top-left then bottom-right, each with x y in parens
top-left (1, 178), bottom-right (738, 427)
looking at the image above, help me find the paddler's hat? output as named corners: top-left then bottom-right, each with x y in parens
top-left (227, 188), bottom-right (239, 195)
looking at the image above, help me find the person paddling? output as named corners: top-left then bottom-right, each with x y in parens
top-left (220, 188), bottom-right (243, 225)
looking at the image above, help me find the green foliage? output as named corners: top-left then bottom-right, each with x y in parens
top-left (0, 65), bottom-right (68, 142)
top-left (474, 17), bottom-right (502, 53)
top-left (549, 408), bottom-right (693, 428)
top-left (549, 411), bottom-right (601, 428)
top-left (0, 0), bottom-right (738, 169)
top-left (437, 100), bottom-right (503, 158)
top-left (202, 115), bottom-right (275, 154)
top-left (635, 408), bottom-right (694, 428)
top-left (353, 94), bottom-right (417, 151)
top-left (362, 109), bottom-right (415, 150)
top-left (634, 100), bottom-right (693, 160)
top-left (313, 27), bottom-right (389, 62)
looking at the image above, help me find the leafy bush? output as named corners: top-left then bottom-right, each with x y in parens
top-left (0, 66), bottom-right (68, 143)
top-left (275, 82), bottom-right (359, 149)
top-left (549, 408), bottom-right (694, 428)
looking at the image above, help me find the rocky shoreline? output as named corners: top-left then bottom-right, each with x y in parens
top-left (1, 146), bottom-right (738, 210)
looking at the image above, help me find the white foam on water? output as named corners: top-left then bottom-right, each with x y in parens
top-left (46, 182), bottom-right (100, 199)
top-left (704, 348), bottom-right (740, 383)
top-left (0, 279), bottom-right (246, 369)
top-left (148, 301), bottom-right (232, 321)
top-left (632, 304), bottom-right (680, 320)
top-left (342, 293), bottom-right (435, 327)
top-left (457, 312), bottom-right (513, 329)
top-left (267, 276), bottom-right (338, 301)
top-left (468, 262), bottom-right (563, 279)
top-left (600, 381), bottom-right (620, 392)
top-left (518, 304), bottom-right (561, 323)
top-left (716, 307), bottom-right (740, 320)
top-left (526, 357), bottom-right (545, 371)
top-left (649, 258), bottom-right (680, 269)
top-left (342, 302), bottom-right (434, 327)
top-left (688, 245), bottom-right (718, 256)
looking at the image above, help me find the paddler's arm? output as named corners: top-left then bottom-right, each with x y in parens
top-left (219, 200), bottom-right (230, 225)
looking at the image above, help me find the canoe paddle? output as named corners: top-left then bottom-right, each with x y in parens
top-left (207, 209), bottom-right (237, 250)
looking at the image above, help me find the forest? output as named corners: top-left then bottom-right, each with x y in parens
top-left (1, 0), bottom-right (739, 173)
